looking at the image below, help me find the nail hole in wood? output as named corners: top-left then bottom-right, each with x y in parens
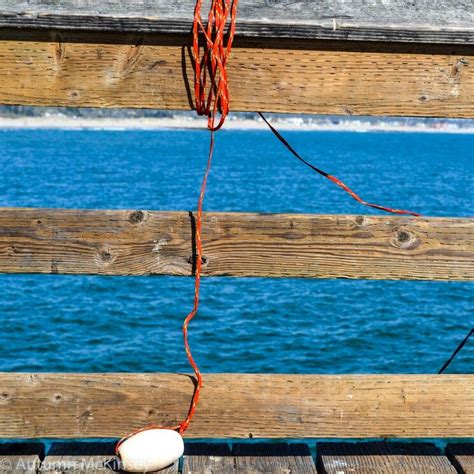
top-left (101, 251), bottom-right (112, 262)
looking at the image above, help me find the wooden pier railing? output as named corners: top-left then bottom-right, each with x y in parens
top-left (0, 373), bottom-right (473, 439)
top-left (0, 209), bottom-right (472, 281)
top-left (0, 209), bottom-right (472, 443)
top-left (0, 1), bottom-right (472, 117)
top-left (0, 1), bottom-right (472, 463)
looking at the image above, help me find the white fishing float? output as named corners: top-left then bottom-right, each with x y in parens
top-left (117, 429), bottom-right (184, 473)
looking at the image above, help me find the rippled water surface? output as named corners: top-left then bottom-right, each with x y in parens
top-left (0, 129), bottom-right (472, 374)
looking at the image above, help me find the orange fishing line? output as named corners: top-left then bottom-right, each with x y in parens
top-left (116, 0), bottom-right (238, 452)
top-left (117, 0), bottom-right (418, 452)
top-left (179, 0), bottom-right (239, 434)
top-left (258, 113), bottom-right (420, 217)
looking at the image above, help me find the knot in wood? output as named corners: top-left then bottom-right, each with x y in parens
top-left (129, 210), bottom-right (144, 224)
top-left (398, 230), bottom-right (410, 243)
top-left (391, 229), bottom-right (419, 250)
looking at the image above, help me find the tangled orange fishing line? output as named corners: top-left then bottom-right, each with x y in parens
top-left (177, 0), bottom-right (240, 436)
top-left (116, 0), bottom-right (422, 450)
top-left (116, 0), bottom-right (239, 451)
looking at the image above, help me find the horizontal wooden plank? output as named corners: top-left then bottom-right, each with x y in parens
top-left (0, 373), bottom-right (472, 438)
top-left (0, 31), bottom-right (472, 117)
top-left (0, 0), bottom-right (472, 44)
top-left (0, 209), bottom-right (472, 281)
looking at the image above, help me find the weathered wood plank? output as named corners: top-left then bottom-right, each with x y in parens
top-left (183, 443), bottom-right (234, 473)
top-left (0, 0), bottom-right (472, 44)
top-left (0, 31), bottom-right (472, 117)
top-left (446, 444), bottom-right (474, 474)
top-left (39, 442), bottom-right (116, 474)
top-left (0, 209), bottom-right (472, 281)
top-left (0, 373), bottom-right (472, 439)
top-left (39, 442), bottom-right (178, 473)
top-left (317, 442), bottom-right (457, 473)
top-left (0, 442), bottom-right (44, 474)
top-left (233, 443), bottom-right (317, 473)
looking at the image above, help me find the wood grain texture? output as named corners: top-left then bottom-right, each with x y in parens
top-left (0, 209), bottom-right (472, 281)
top-left (183, 443), bottom-right (235, 474)
top-left (0, 31), bottom-right (472, 117)
top-left (446, 444), bottom-right (474, 474)
top-left (232, 443), bottom-right (317, 473)
top-left (317, 442), bottom-right (457, 474)
top-left (0, 373), bottom-right (472, 439)
top-left (0, 0), bottom-right (472, 44)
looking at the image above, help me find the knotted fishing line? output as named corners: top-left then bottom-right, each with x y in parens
top-left (115, 0), bottom-right (239, 465)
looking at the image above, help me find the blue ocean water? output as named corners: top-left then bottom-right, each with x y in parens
top-left (0, 128), bottom-right (472, 375)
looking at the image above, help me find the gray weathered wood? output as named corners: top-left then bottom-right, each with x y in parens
top-left (0, 209), bottom-right (472, 281)
top-left (39, 442), bottom-right (178, 473)
top-left (39, 442), bottom-right (116, 474)
top-left (183, 443), bottom-right (317, 473)
top-left (0, 0), bottom-right (472, 44)
top-left (446, 444), bottom-right (474, 474)
top-left (233, 443), bottom-right (317, 473)
top-left (0, 443), bottom-right (44, 474)
top-left (317, 442), bottom-right (457, 473)
top-left (183, 443), bottom-right (235, 473)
